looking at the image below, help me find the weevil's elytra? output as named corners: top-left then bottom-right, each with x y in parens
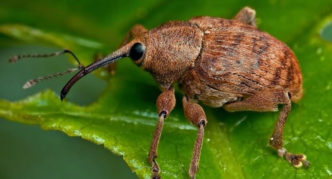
top-left (180, 16), bottom-right (303, 109)
top-left (10, 6), bottom-right (308, 179)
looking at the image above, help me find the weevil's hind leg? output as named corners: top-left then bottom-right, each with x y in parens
top-left (148, 88), bottom-right (176, 179)
top-left (233, 6), bottom-right (257, 27)
top-left (182, 96), bottom-right (207, 179)
top-left (270, 96), bottom-right (309, 168)
top-left (224, 90), bottom-right (287, 112)
top-left (224, 90), bottom-right (309, 168)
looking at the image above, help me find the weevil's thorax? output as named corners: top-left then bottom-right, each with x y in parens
top-left (142, 21), bottom-right (203, 89)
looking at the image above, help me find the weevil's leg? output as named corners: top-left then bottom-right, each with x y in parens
top-left (233, 6), bottom-right (256, 27)
top-left (270, 97), bottom-right (309, 168)
top-left (148, 87), bottom-right (176, 179)
top-left (224, 90), bottom-right (287, 112)
top-left (224, 91), bottom-right (309, 168)
top-left (182, 96), bottom-right (207, 179)
top-left (120, 24), bottom-right (148, 46)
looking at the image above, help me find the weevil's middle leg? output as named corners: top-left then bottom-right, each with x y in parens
top-left (148, 87), bottom-right (176, 179)
top-left (182, 96), bottom-right (207, 179)
top-left (233, 6), bottom-right (257, 27)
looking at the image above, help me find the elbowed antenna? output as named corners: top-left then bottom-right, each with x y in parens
top-left (60, 52), bottom-right (128, 100)
top-left (9, 49), bottom-right (84, 89)
top-left (9, 49), bottom-right (82, 65)
top-left (23, 67), bottom-right (80, 89)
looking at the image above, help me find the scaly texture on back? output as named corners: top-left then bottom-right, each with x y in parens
top-left (189, 17), bottom-right (303, 102)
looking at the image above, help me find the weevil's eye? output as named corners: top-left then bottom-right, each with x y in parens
top-left (129, 43), bottom-right (145, 61)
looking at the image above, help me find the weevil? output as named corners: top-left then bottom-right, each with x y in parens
top-left (10, 6), bottom-right (309, 179)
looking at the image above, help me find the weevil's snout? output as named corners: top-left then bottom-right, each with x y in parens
top-left (60, 53), bottom-right (127, 100)
top-left (60, 41), bottom-right (145, 100)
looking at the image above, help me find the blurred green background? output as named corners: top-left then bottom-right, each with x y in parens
top-left (1, 0), bottom-right (332, 179)
top-left (0, 45), bottom-right (136, 179)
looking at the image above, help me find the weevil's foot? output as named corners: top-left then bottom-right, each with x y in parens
top-left (285, 153), bottom-right (310, 168)
top-left (150, 158), bottom-right (161, 179)
top-left (278, 148), bottom-right (310, 168)
top-left (152, 174), bottom-right (161, 179)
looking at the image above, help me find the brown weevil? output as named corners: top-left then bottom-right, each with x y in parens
top-left (10, 6), bottom-right (309, 179)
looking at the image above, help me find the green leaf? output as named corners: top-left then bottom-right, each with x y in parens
top-left (1, 0), bottom-right (332, 178)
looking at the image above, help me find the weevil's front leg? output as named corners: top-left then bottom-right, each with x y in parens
top-left (233, 6), bottom-right (256, 27)
top-left (182, 96), bottom-right (207, 179)
top-left (270, 98), bottom-right (310, 168)
top-left (148, 87), bottom-right (176, 179)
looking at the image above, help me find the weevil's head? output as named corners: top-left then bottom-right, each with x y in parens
top-left (61, 21), bottom-right (203, 99)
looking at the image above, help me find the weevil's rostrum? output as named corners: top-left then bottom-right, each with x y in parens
top-left (11, 6), bottom-right (308, 179)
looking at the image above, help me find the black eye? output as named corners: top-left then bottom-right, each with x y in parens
top-left (129, 43), bottom-right (145, 61)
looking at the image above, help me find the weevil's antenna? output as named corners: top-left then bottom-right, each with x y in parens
top-left (9, 49), bottom-right (85, 89)
top-left (23, 67), bottom-right (82, 89)
top-left (9, 49), bottom-right (82, 66)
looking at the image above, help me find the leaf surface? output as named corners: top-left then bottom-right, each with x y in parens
top-left (1, 1), bottom-right (332, 178)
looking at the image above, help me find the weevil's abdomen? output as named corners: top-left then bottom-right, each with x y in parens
top-left (179, 17), bottom-right (302, 107)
